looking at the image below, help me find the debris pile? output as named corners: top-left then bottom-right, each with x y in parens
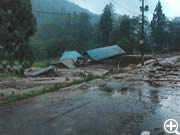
top-left (148, 57), bottom-right (180, 80)
top-left (0, 65), bottom-right (24, 75)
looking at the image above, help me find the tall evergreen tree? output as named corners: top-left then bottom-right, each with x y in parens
top-left (0, 0), bottom-right (36, 68)
top-left (99, 3), bottom-right (114, 46)
top-left (77, 12), bottom-right (92, 45)
top-left (168, 17), bottom-right (180, 49)
top-left (116, 16), bottom-right (139, 53)
top-left (150, 1), bottom-right (166, 50)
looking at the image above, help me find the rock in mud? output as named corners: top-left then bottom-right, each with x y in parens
top-left (78, 83), bottom-right (88, 90)
top-left (66, 77), bottom-right (70, 81)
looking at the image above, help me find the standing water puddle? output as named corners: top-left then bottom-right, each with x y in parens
top-left (0, 81), bottom-right (180, 135)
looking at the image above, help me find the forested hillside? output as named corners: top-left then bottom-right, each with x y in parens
top-left (31, 12), bottom-right (99, 59)
top-left (30, 0), bottom-right (100, 59)
top-left (31, 0), bottom-right (99, 24)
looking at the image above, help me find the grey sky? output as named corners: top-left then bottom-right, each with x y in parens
top-left (68, 0), bottom-right (180, 19)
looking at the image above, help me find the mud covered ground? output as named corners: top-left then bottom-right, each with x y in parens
top-left (0, 55), bottom-right (153, 99)
top-left (0, 65), bottom-right (109, 99)
top-left (1, 55), bottom-right (180, 135)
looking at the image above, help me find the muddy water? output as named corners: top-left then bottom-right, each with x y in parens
top-left (0, 81), bottom-right (180, 135)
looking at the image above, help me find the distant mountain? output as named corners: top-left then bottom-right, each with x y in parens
top-left (31, 0), bottom-right (99, 24)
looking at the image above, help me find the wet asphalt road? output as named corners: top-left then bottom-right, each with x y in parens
top-left (0, 81), bottom-right (180, 135)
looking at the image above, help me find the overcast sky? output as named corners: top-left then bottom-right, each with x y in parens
top-left (68, 0), bottom-right (180, 19)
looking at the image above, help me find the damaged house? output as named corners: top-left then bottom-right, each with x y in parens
top-left (59, 51), bottom-right (82, 69)
top-left (58, 45), bottom-right (126, 68)
top-left (85, 45), bottom-right (126, 63)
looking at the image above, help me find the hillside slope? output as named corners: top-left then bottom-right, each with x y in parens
top-left (31, 0), bottom-right (99, 24)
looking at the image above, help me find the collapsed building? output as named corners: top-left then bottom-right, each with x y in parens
top-left (59, 45), bottom-right (126, 68)
top-left (25, 45), bottom-right (126, 76)
top-left (86, 45), bottom-right (126, 61)
top-left (59, 51), bottom-right (82, 69)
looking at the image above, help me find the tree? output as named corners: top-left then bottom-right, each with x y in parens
top-left (111, 15), bottom-right (152, 53)
top-left (168, 17), bottom-right (180, 49)
top-left (119, 16), bottom-right (133, 52)
top-left (150, 1), bottom-right (166, 50)
top-left (114, 15), bottom-right (140, 53)
top-left (78, 12), bottom-right (92, 41)
top-left (99, 3), bottom-right (114, 45)
top-left (30, 11), bottom-right (96, 58)
top-left (0, 0), bottom-right (36, 68)
top-left (76, 12), bottom-right (92, 50)
top-left (131, 15), bottom-right (152, 53)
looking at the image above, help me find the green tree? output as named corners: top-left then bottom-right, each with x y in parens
top-left (111, 15), bottom-right (152, 53)
top-left (99, 3), bottom-right (114, 45)
top-left (150, 1), bottom-right (166, 50)
top-left (119, 16), bottom-right (133, 52)
top-left (78, 12), bottom-right (92, 42)
top-left (115, 15), bottom-right (139, 53)
top-left (168, 17), bottom-right (180, 49)
top-left (0, 0), bottom-right (36, 68)
top-left (131, 16), bottom-right (152, 53)
top-left (46, 35), bottom-right (76, 58)
top-left (31, 12), bottom-right (96, 58)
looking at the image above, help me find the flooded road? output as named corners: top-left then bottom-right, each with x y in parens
top-left (0, 80), bottom-right (180, 135)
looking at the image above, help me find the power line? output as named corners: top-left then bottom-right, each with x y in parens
top-left (111, 0), bottom-right (139, 16)
top-left (33, 10), bottom-right (69, 15)
top-left (116, 1), bottom-right (139, 15)
top-left (0, 7), bottom-right (70, 16)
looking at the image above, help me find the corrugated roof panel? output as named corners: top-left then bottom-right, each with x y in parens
top-left (60, 51), bottom-right (82, 63)
top-left (25, 66), bottom-right (55, 76)
top-left (86, 45), bottom-right (125, 61)
top-left (61, 59), bottom-right (76, 69)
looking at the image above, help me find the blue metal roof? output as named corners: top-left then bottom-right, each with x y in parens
top-left (25, 66), bottom-right (55, 76)
top-left (86, 45), bottom-right (125, 61)
top-left (60, 51), bottom-right (82, 62)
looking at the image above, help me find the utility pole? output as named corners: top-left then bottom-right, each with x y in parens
top-left (140, 0), bottom-right (149, 66)
top-left (141, 0), bottom-right (145, 66)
